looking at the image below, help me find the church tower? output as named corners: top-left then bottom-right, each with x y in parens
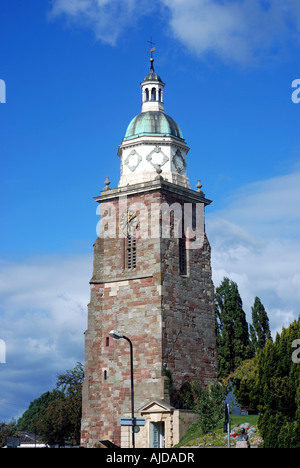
top-left (81, 54), bottom-right (217, 449)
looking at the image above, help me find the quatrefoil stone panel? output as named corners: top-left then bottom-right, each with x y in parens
top-left (146, 146), bottom-right (169, 170)
top-left (124, 150), bottom-right (142, 172)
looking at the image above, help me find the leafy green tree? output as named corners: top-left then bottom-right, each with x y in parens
top-left (278, 420), bottom-right (300, 448)
top-left (0, 421), bottom-right (17, 448)
top-left (181, 380), bottom-right (226, 447)
top-left (17, 390), bottom-right (64, 432)
top-left (215, 277), bottom-right (254, 378)
top-left (17, 362), bottom-right (84, 446)
top-left (36, 395), bottom-right (70, 446)
top-left (252, 317), bottom-right (300, 448)
top-left (249, 297), bottom-right (272, 351)
top-left (36, 362), bottom-right (84, 446)
top-left (228, 316), bottom-right (300, 448)
top-left (55, 361), bottom-right (84, 444)
top-left (224, 357), bottom-right (258, 411)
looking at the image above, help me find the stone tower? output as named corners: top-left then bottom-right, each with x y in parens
top-left (81, 56), bottom-right (217, 449)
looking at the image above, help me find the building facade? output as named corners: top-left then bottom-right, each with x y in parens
top-left (81, 56), bottom-right (217, 448)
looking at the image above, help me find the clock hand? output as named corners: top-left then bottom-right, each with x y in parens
top-left (128, 214), bottom-right (136, 223)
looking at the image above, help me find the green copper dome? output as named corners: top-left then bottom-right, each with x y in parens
top-left (123, 111), bottom-right (184, 141)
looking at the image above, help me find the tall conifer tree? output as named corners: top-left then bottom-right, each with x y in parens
top-left (250, 296), bottom-right (272, 351)
top-left (215, 277), bottom-right (253, 378)
top-left (254, 317), bottom-right (300, 448)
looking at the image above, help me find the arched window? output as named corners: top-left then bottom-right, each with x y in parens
top-left (151, 87), bottom-right (156, 101)
top-left (145, 88), bottom-right (149, 101)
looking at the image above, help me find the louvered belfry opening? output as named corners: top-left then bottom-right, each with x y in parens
top-left (127, 234), bottom-right (137, 270)
top-left (179, 236), bottom-right (187, 276)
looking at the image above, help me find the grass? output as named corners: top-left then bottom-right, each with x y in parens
top-left (174, 414), bottom-right (262, 448)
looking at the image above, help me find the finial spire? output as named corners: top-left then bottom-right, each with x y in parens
top-left (147, 37), bottom-right (156, 72)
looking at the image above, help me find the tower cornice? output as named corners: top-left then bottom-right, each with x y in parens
top-left (95, 178), bottom-right (212, 206)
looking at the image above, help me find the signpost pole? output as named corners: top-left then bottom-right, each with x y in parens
top-left (224, 403), bottom-right (231, 448)
top-left (109, 331), bottom-right (137, 449)
top-left (124, 336), bottom-right (135, 449)
top-left (227, 404), bottom-right (230, 448)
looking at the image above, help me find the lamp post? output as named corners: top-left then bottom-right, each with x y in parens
top-left (224, 403), bottom-right (230, 448)
top-left (109, 330), bottom-right (135, 448)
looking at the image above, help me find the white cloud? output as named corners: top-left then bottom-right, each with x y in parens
top-left (50, 0), bottom-right (300, 64)
top-left (207, 171), bottom-right (300, 337)
top-left (0, 254), bottom-right (91, 421)
top-left (216, 172), bottom-right (300, 237)
top-left (162, 0), bottom-right (300, 64)
top-left (49, 0), bottom-right (158, 45)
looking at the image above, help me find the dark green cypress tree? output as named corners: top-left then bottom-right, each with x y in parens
top-left (254, 316), bottom-right (300, 448)
top-left (250, 296), bottom-right (272, 351)
top-left (215, 277), bottom-right (253, 378)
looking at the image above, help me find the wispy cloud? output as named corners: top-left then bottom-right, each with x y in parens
top-left (207, 170), bottom-right (300, 336)
top-left (49, 0), bottom-right (159, 45)
top-left (214, 172), bottom-right (300, 238)
top-left (162, 0), bottom-right (300, 64)
top-left (0, 254), bottom-right (91, 421)
top-left (49, 0), bottom-right (300, 64)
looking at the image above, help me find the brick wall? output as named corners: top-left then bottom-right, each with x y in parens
top-left (81, 181), bottom-right (217, 448)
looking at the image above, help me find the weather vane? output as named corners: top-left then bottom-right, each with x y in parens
top-left (147, 37), bottom-right (156, 58)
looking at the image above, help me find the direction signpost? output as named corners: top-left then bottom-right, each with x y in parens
top-left (120, 417), bottom-right (146, 439)
top-left (120, 417), bottom-right (146, 427)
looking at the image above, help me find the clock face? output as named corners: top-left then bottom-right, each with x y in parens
top-left (119, 211), bottom-right (139, 236)
top-left (172, 149), bottom-right (186, 174)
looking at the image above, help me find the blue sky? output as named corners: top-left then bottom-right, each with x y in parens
top-left (1, 0), bottom-right (300, 422)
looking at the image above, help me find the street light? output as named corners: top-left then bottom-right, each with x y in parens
top-left (109, 330), bottom-right (135, 448)
top-left (109, 330), bottom-right (124, 340)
